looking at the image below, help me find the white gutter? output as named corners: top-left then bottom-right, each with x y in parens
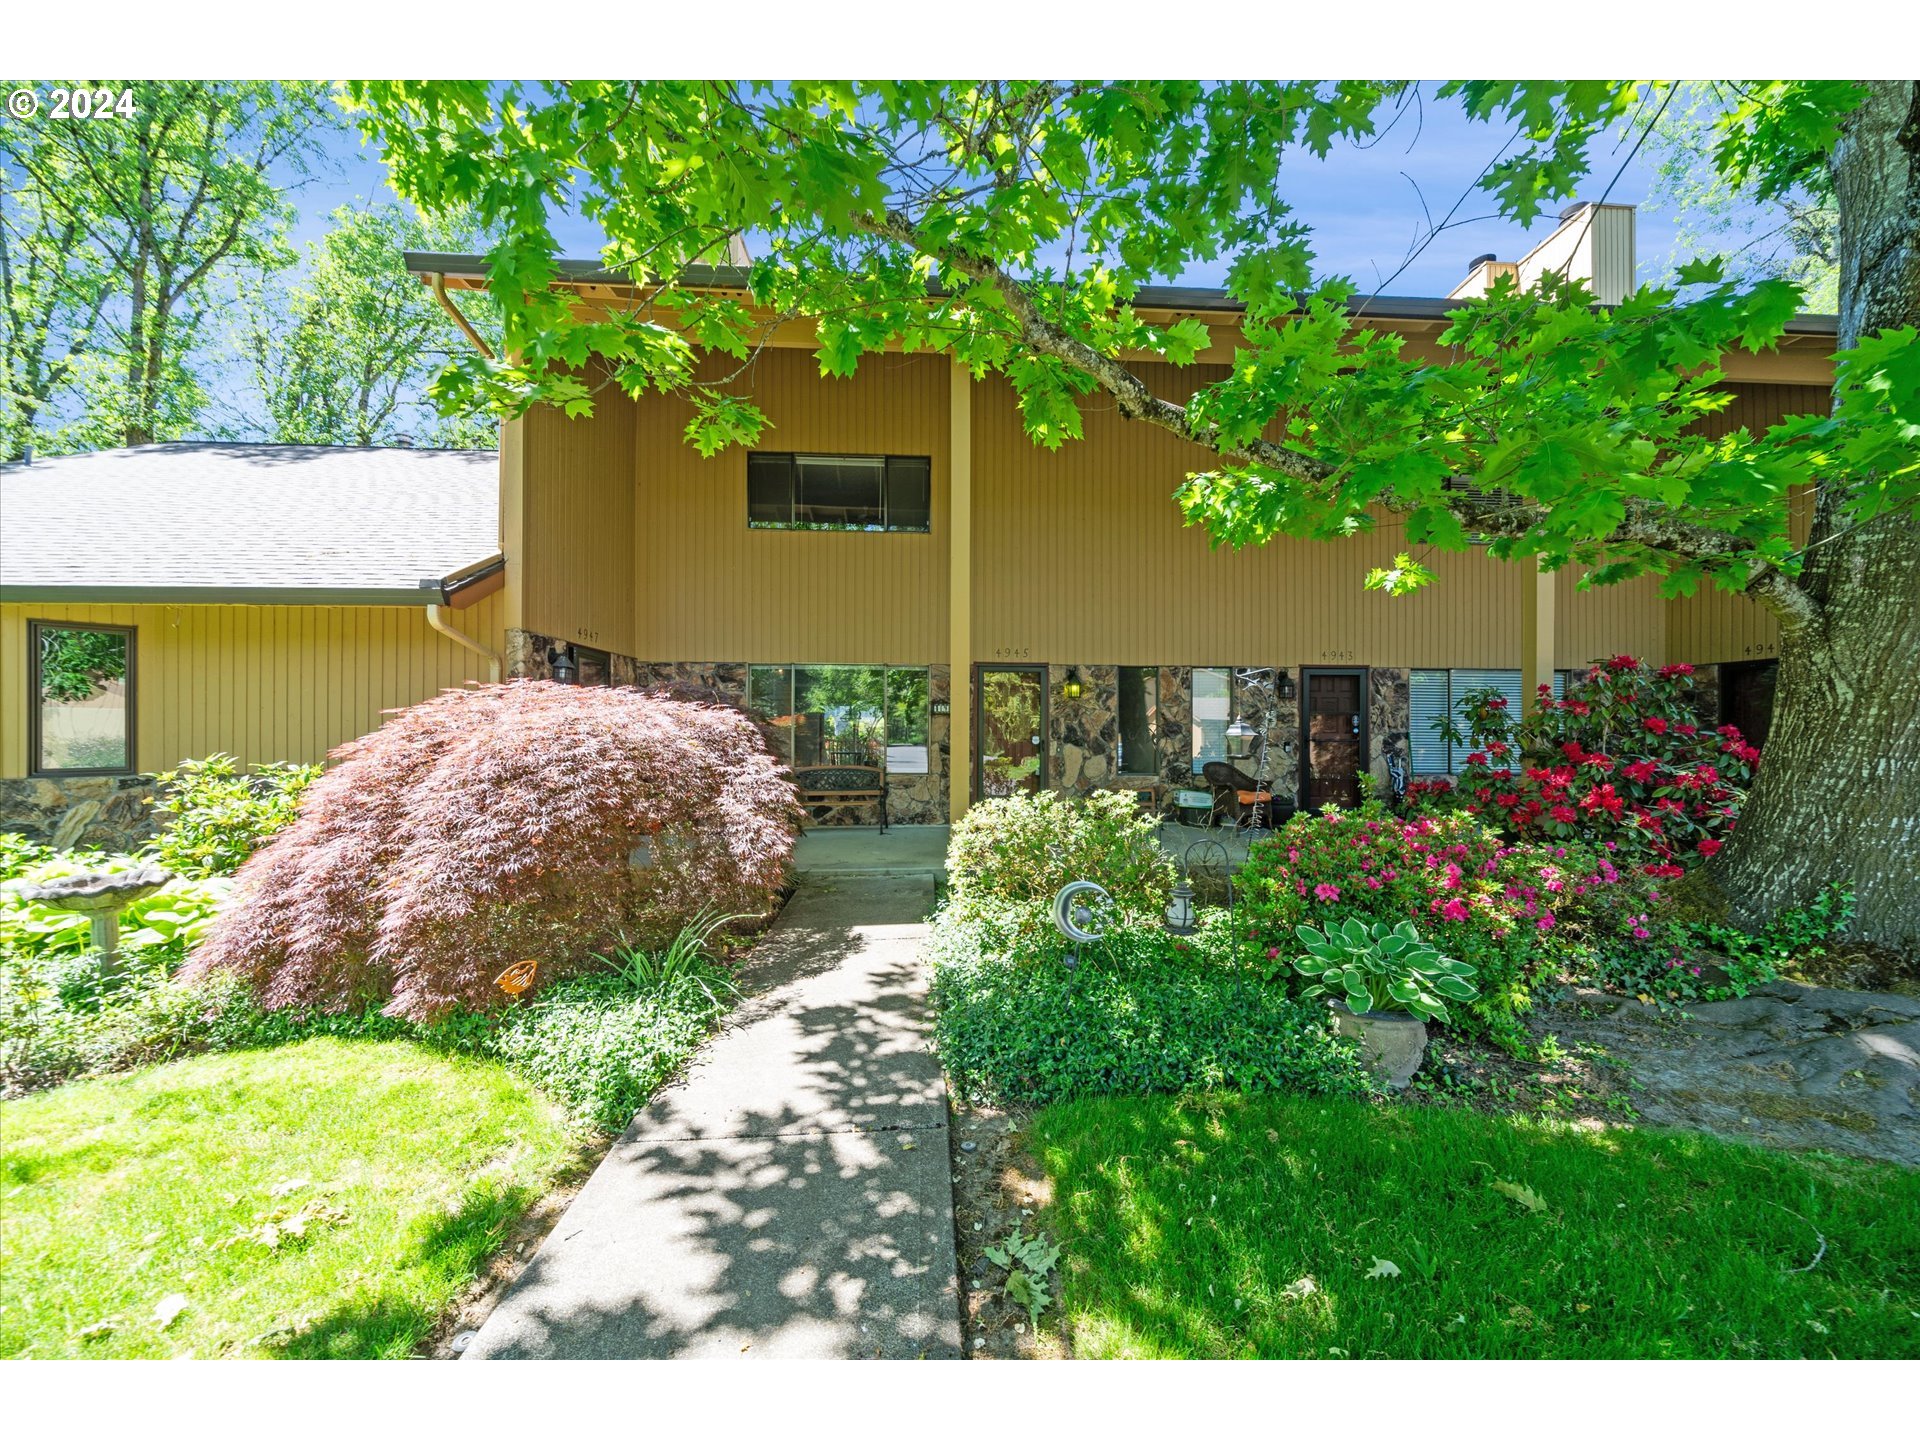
top-left (426, 603), bottom-right (503, 682)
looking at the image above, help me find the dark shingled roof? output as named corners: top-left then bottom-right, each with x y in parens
top-left (0, 443), bottom-right (500, 604)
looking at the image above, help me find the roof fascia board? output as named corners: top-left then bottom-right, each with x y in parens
top-left (0, 585), bottom-right (445, 607)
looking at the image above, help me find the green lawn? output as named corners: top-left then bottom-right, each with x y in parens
top-left (1029, 1094), bottom-right (1920, 1359)
top-left (1, 1038), bottom-right (579, 1359)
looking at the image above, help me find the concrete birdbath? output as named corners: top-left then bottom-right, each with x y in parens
top-left (8, 862), bottom-right (172, 977)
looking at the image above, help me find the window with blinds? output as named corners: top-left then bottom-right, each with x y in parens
top-left (1411, 668), bottom-right (1568, 775)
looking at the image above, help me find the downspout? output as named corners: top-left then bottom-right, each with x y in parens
top-left (427, 603), bottom-right (503, 683)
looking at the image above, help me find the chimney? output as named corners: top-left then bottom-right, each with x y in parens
top-left (1448, 252), bottom-right (1520, 300)
top-left (1445, 203), bottom-right (1638, 306)
top-left (392, 433), bottom-right (415, 449)
top-left (1514, 201), bottom-right (1637, 305)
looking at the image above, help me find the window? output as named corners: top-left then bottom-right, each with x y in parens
top-left (1410, 668), bottom-right (1569, 774)
top-left (748, 665), bottom-right (930, 773)
top-left (747, 453), bottom-right (932, 532)
top-left (574, 645), bottom-right (611, 686)
top-left (1191, 667), bottom-right (1231, 773)
top-left (1118, 667), bottom-right (1158, 775)
top-left (29, 621), bottom-right (134, 775)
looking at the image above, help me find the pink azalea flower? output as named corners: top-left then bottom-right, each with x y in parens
top-left (1314, 883), bottom-right (1341, 903)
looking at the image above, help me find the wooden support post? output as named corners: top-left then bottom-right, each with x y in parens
top-left (948, 359), bottom-right (973, 824)
top-left (1521, 558), bottom-right (1557, 716)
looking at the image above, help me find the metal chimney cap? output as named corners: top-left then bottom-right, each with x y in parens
top-left (1558, 201), bottom-right (1592, 221)
top-left (1467, 253), bottom-right (1498, 271)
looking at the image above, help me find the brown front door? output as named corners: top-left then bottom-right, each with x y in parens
top-left (1302, 668), bottom-right (1367, 810)
top-left (976, 666), bottom-right (1047, 799)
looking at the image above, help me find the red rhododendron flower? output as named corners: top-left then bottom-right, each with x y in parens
top-left (1643, 716), bottom-right (1669, 735)
top-left (1697, 838), bottom-right (1722, 858)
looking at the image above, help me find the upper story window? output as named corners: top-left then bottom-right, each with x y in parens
top-left (748, 453), bottom-right (931, 532)
top-left (30, 621), bottom-right (135, 775)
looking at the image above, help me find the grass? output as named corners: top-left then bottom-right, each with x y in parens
top-left (0, 1037), bottom-right (580, 1359)
top-left (1029, 1093), bottom-right (1920, 1359)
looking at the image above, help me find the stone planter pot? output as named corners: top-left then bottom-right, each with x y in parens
top-left (1329, 1001), bottom-right (1429, 1090)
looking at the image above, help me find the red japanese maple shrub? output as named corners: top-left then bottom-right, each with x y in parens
top-left (185, 682), bottom-right (801, 1021)
top-left (1445, 656), bottom-right (1760, 876)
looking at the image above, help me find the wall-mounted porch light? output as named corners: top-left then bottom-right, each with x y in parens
top-left (549, 644), bottom-right (578, 684)
top-left (1061, 668), bottom-right (1084, 701)
top-left (1277, 671), bottom-right (1297, 702)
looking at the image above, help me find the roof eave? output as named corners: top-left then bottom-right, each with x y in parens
top-left (0, 584), bottom-right (449, 607)
top-left (402, 251), bottom-right (1840, 336)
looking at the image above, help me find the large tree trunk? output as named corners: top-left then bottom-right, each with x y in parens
top-left (1713, 81), bottom-right (1920, 947)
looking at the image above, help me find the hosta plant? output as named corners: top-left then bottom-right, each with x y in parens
top-left (1289, 918), bottom-right (1478, 1024)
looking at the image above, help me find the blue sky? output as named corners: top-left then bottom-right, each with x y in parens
top-left (296, 84), bottom-right (1693, 301)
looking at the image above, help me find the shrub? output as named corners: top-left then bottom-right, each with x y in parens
top-left (186, 682), bottom-right (799, 1022)
top-left (1235, 799), bottom-right (1644, 1051)
top-left (927, 912), bottom-right (1372, 1106)
top-left (143, 753), bottom-right (321, 877)
top-left (1592, 885), bottom-right (1856, 1008)
top-left (1441, 656), bottom-right (1757, 877)
top-left (488, 971), bottom-right (733, 1133)
top-left (945, 790), bottom-right (1174, 942)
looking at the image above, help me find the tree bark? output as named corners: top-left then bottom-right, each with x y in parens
top-left (1712, 81), bottom-right (1920, 946)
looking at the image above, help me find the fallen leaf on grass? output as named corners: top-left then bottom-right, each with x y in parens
top-left (1365, 1257), bottom-right (1402, 1280)
top-left (268, 1176), bottom-right (310, 1199)
top-left (1492, 1179), bottom-right (1548, 1213)
top-left (1280, 1275), bottom-right (1319, 1302)
top-left (77, 1320), bottom-right (117, 1341)
top-left (152, 1294), bottom-right (189, 1328)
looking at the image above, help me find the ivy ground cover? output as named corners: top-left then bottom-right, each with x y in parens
top-left (0, 1038), bottom-right (579, 1359)
top-left (1029, 1093), bottom-right (1920, 1359)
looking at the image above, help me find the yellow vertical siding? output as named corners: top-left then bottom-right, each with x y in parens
top-left (1664, 383), bottom-right (1830, 663)
top-left (1557, 567), bottom-right (1667, 668)
top-left (1, 596), bottom-right (506, 775)
top-left (970, 363), bottom-right (1532, 667)
top-left (517, 386), bottom-right (638, 655)
top-left (631, 348), bottom-right (950, 663)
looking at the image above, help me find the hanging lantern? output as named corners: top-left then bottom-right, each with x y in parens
top-left (1225, 715), bottom-right (1258, 760)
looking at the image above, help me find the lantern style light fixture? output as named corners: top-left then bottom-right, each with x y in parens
top-left (1164, 875), bottom-right (1197, 935)
top-left (1277, 671), bottom-right (1297, 702)
top-left (1062, 668), bottom-right (1084, 701)
top-left (1225, 714), bottom-right (1258, 761)
top-left (549, 645), bottom-right (578, 684)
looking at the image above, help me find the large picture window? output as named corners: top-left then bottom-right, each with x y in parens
top-left (29, 621), bottom-right (135, 775)
top-left (748, 665), bottom-right (931, 774)
top-left (1410, 668), bottom-right (1568, 774)
top-left (747, 453), bottom-right (932, 532)
top-left (1118, 667), bottom-right (1158, 775)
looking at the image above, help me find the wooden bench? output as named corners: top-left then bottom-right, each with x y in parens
top-left (792, 765), bottom-right (889, 832)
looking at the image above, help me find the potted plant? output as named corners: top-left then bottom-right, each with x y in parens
top-left (1288, 918), bottom-right (1477, 1088)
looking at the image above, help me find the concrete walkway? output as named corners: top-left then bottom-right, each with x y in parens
top-left (465, 874), bottom-right (960, 1359)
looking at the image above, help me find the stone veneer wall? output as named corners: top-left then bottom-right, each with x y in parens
top-left (1048, 664), bottom-right (1120, 795)
top-left (0, 774), bottom-right (163, 852)
top-left (504, 630), bottom-right (949, 824)
top-left (1367, 667), bottom-right (1412, 792)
